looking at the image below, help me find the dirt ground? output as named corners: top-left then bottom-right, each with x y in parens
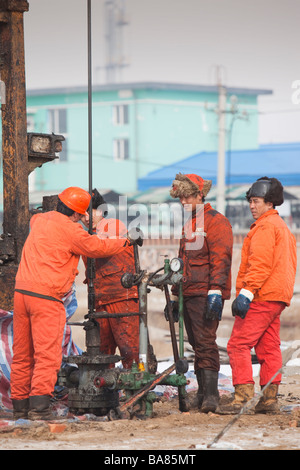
top-left (0, 294), bottom-right (300, 452)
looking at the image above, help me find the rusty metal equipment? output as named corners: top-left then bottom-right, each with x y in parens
top-left (119, 250), bottom-right (189, 416)
top-left (61, 314), bottom-right (122, 416)
top-left (61, 248), bottom-right (189, 419)
top-left (0, 0), bottom-right (65, 311)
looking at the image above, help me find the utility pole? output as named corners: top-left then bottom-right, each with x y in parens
top-left (0, 0), bottom-right (65, 310)
top-left (216, 84), bottom-right (227, 215)
top-left (208, 66), bottom-right (249, 214)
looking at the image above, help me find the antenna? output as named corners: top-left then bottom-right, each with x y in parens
top-left (103, 0), bottom-right (129, 83)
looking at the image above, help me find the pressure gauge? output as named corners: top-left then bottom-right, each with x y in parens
top-left (170, 257), bottom-right (184, 273)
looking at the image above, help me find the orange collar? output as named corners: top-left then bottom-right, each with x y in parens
top-left (250, 209), bottom-right (278, 229)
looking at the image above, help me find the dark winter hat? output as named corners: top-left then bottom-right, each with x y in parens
top-left (246, 177), bottom-right (284, 207)
top-left (90, 188), bottom-right (108, 216)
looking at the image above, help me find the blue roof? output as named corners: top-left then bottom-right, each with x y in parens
top-left (138, 143), bottom-right (300, 190)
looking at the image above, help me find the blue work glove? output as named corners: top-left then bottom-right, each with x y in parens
top-left (205, 290), bottom-right (223, 321)
top-left (231, 289), bottom-right (254, 319)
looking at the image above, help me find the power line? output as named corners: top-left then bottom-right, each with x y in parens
top-left (259, 108), bottom-right (300, 115)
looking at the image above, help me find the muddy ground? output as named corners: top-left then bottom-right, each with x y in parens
top-left (0, 292), bottom-right (300, 452)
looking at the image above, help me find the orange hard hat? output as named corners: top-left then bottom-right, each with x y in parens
top-left (58, 187), bottom-right (91, 215)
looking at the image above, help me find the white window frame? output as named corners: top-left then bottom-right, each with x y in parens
top-left (48, 108), bottom-right (68, 162)
top-left (113, 138), bottom-right (129, 161)
top-left (112, 104), bottom-right (129, 125)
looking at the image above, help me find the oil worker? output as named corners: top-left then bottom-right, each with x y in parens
top-left (81, 189), bottom-right (156, 372)
top-left (10, 186), bottom-right (136, 421)
top-left (220, 177), bottom-right (297, 414)
top-left (169, 173), bottom-right (233, 413)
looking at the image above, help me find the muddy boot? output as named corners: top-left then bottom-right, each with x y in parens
top-left (12, 398), bottom-right (29, 420)
top-left (28, 395), bottom-right (59, 421)
top-left (200, 369), bottom-right (219, 413)
top-left (218, 384), bottom-right (254, 414)
top-left (255, 384), bottom-right (279, 414)
top-left (195, 369), bottom-right (204, 408)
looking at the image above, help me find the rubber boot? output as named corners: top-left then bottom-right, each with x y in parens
top-left (218, 383), bottom-right (254, 414)
top-left (200, 369), bottom-right (219, 413)
top-left (255, 384), bottom-right (279, 414)
top-left (28, 395), bottom-right (59, 421)
top-left (195, 369), bottom-right (204, 408)
top-left (12, 398), bottom-right (29, 420)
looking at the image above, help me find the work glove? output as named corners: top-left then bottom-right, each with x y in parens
top-left (231, 288), bottom-right (254, 319)
top-left (127, 227), bottom-right (143, 246)
top-left (205, 290), bottom-right (223, 321)
top-left (164, 296), bottom-right (179, 322)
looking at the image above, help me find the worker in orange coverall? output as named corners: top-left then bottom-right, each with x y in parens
top-left (82, 189), bottom-right (141, 370)
top-left (220, 177), bottom-right (297, 414)
top-left (169, 173), bottom-right (233, 413)
top-left (10, 187), bottom-right (132, 421)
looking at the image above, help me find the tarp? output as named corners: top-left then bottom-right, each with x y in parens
top-left (0, 285), bottom-right (81, 410)
top-left (138, 143), bottom-right (300, 191)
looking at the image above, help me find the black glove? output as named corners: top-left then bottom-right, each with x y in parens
top-left (127, 227), bottom-right (143, 246)
top-left (231, 289), bottom-right (253, 319)
top-left (164, 301), bottom-right (179, 322)
top-left (205, 291), bottom-right (223, 321)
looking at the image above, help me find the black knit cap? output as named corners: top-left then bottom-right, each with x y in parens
top-left (90, 188), bottom-right (108, 216)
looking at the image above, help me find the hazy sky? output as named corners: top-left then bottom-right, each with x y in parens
top-left (23, 0), bottom-right (300, 143)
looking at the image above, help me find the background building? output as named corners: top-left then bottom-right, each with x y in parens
top-left (25, 81), bottom-right (271, 196)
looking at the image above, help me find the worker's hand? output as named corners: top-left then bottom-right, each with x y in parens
top-left (205, 290), bottom-right (223, 321)
top-left (164, 295), bottom-right (179, 322)
top-left (164, 300), bottom-right (179, 322)
top-left (231, 289), bottom-right (254, 319)
top-left (127, 227), bottom-right (143, 246)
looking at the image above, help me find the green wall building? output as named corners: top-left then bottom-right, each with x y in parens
top-left (23, 82), bottom-right (271, 195)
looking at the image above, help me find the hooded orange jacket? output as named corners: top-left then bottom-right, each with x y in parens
top-left (236, 209), bottom-right (297, 305)
top-left (15, 211), bottom-right (126, 301)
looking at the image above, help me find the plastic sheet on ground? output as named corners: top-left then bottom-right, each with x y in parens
top-left (153, 364), bottom-right (234, 400)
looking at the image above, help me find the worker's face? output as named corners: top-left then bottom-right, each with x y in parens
top-left (249, 197), bottom-right (273, 220)
top-left (69, 212), bottom-right (84, 223)
top-left (179, 193), bottom-right (203, 212)
top-left (82, 208), bottom-right (103, 230)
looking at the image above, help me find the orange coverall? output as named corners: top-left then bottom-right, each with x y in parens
top-left (227, 209), bottom-right (297, 386)
top-left (83, 218), bottom-right (139, 369)
top-left (11, 211), bottom-right (126, 400)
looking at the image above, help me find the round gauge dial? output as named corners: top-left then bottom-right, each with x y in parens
top-left (170, 257), bottom-right (183, 272)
